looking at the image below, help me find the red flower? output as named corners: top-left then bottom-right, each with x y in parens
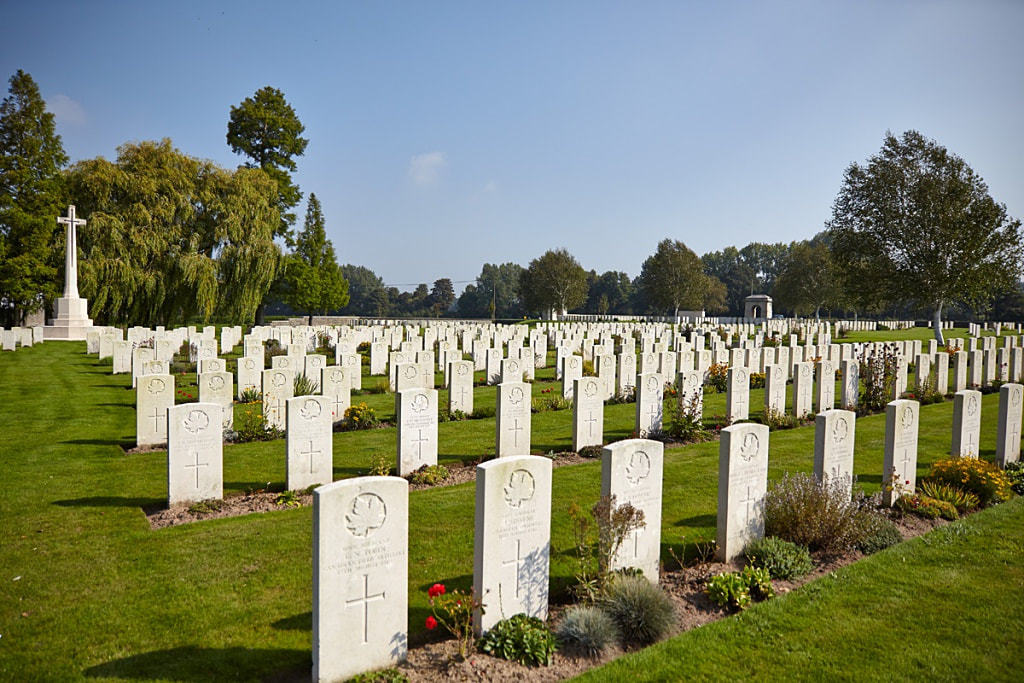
top-left (425, 616), bottom-right (437, 630)
top-left (428, 583), bottom-right (446, 598)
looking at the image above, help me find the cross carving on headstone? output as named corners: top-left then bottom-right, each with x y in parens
top-left (150, 407), bottom-right (165, 435)
top-left (345, 573), bottom-right (385, 644)
top-left (412, 429), bottom-right (430, 460)
top-left (738, 484), bottom-right (758, 523)
top-left (501, 538), bottom-right (527, 598)
top-left (511, 418), bottom-right (523, 447)
top-left (184, 449), bottom-right (208, 488)
top-left (964, 430), bottom-right (978, 458)
top-left (300, 440), bottom-right (322, 473)
top-left (584, 411), bottom-right (598, 437)
top-left (631, 528), bottom-right (642, 559)
top-left (331, 395), bottom-right (345, 420)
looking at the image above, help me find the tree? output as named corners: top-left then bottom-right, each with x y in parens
top-left (704, 275), bottom-right (728, 314)
top-left (338, 264), bottom-right (387, 316)
top-left (282, 193), bottom-right (349, 324)
top-left (429, 278), bottom-right (454, 317)
top-left (829, 130), bottom-right (1023, 344)
top-left (457, 262), bottom-right (524, 319)
top-left (639, 239), bottom-right (709, 317)
top-left (0, 70), bottom-right (68, 326)
top-left (66, 139), bottom-right (280, 326)
top-left (520, 248), bottom-right (588, 318)
top-left (701, 246), bottom-right (759, 316)
top-left (586, 270), bottom-right (634, 315)
top-left (227, 86), bottom-right (308, 241)
top-left (772, 241), bottom-right (843, 319)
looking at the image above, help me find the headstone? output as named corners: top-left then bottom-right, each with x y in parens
top-left (814, 409), bottom-right (856, 496)
top-left (112, 340), bottom-right (132, 374)
top-left (286, 395), bottom-right (333, 490)
top-left (618, 352), bottom-right (637, 395)
top-left (167, 403), bottom-right (223, 505)
top-left (677, 369), bottom-right (703, 420)
top-left (198, 371), bottom-right (234, 429)
top-left (601, 439), bottom-right (663, 581)
top-left (562, 355), bottom-right (583, 399)
top-left (883, 400), bottom-right (919, 506)
top-left (473, 455), bottom-right (552, 635)
top-left (840, 359), bottom-right (859, 411)
top-left (237, 356), bottom-right (262, 400)
top-left (572, 377), bottom-right (604, 451)
top-left (952, 351), bottom-right (968, 393)
top-left (726, 366), bottom-right (750, 423)
top-left (341, 352), bottom-right (363, 391)
top-left (951, 390), bottom-right (982, 458)
top-left (394, 362), bottom-right (422, 391)
top-left (321, 366), bottom-right (351, 423)
top-left (136, 374), bottom-right (174, 446)
top-left (496, 382), bottom-right (532, 456)
top-left (448, 359), bottom-right (474, 415)
top-left (815, 360), bottom-right (835, 413)
top-left (764, 364), bottom-right (786, 416)
top-left (634, 373), bottom-right (663, 438)
top-left (396, 389), bottom-right (438, 475)
top-left (262, 368), bottom-right (295, 430)
top-left (996, 383), bottom-right (1023, 467)
top-left (312, 477), bottom-right (408, 682)
top-left (715, 423), bottom-right (769, 562)
top-left (793, 362), bottom-right (813, 418)
top-left (932, 352), bottom-right (949, 395)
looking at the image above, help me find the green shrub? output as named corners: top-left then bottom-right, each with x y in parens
top-left (1005, 461), bottom-right (1024, 495)
top-left (762, 408), bottom-right (801, 431)
top-left (577, 445), bottom-right (603, 459)
top-left (343, 402), bottom-right (380, 430)
top-left (275, 490), bottom-right (301, 508)
top-left (479, 613), bottom-right (556, 667)
top-left (706, 572), bottom-right (750, 612)
top-left (706, 363), bottom-right (728, 393)
top-left (532, 394), bottom-right (571, 413)
top-left (741, 565), bottom-right (775, 601)
top-left (918, 479), bottom-right (979, 513)
top-left (238, 386), bottom-right (262, 404)
top-left (666, 391), bottom-right (710, 443)
top-left (234, 407), bottom-right (282, 443)
top-left (764, 472), bottom-right (882, 554)
top-left (555, 605), bottom-right (621, 658)
top-left (347, 667), bottom-right (408, 683)
top-left (856, 517), bottom-right (903, 555)
top-left (744, 536), bottom-right (814, 580)
top-left (600, 575), bottom-right (675, 646)
top-left (895, 493), bottom-right (957, 520)
top-left (408, 464), bottom-right (449, 486)
top-left (927, 458), bottom-right (1013, 507)
top-left (471, 405), bottom-right (496, 419)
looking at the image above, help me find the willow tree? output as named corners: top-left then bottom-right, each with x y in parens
top-left (66, 139), bottom-right (279, 326)
top-left (829, 130), bottom-right (1023, 344)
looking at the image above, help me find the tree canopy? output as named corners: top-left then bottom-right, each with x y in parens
top-left (66, 139), bottom-right (280, 326)
top-left (281, 193), bottom-right (349, 323)
top-left (639, 239), bottom-right (709, 317)
top-left (828, 130), bottom-right (1023, 343)
top-left (226, 86), bottom-right (308, 241)
top-left (772, 240), bottom-right (842, 319)
top-left (0, 70), bottom-right (68, 326)
top-left (520, 248), bottom-right (588, 318)
top-left (458, 262), bottom-right (524, 319)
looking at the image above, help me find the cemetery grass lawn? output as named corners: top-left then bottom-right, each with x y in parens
top-left (0, 342), bottom-right (1020, 681)
top-left (575, 495), bottom-right (1024, 682)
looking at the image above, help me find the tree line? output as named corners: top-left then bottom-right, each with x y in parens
top-left (2, 70), bottom-right (1021, 339)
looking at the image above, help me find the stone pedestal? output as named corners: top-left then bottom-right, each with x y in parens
top-left (44, 296), bottom-right (94, 340)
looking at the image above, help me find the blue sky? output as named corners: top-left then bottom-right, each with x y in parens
top-left (3, 1), bottom-right (1022, 293)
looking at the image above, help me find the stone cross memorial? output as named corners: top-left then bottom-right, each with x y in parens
top-left (312, 477), bottom-right (408, 683)
top-left (601, 439), bottom-right (663, 581)
top-left (45, 205), bottom-right (94, 340)
top-left (473, 455), bottom-right (552, 635)
top-left (716, 423), bottom-right (770, 562)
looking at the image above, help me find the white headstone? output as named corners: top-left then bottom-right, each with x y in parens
top-left (572, 377), bottom-right (604, 451)
top-left (814, 409), bottom-right (856, 496)
top-left (634, 373), bottom-right (663, 438)
top-left (396, 389), bottom-right (438, 475)
top-left (840, 359), bottom-right (859, 411)
top-left (883, 399), bottom-right (919, 507)
top-left (198, 371), bottom-right (234, 429)
top-left (312, 477), bottom-right (408, 682)
top-left (448, 359), bottom-right (474, 415)
top-left (167, 403), bottom-right (223, 505)
top-left (262, 368), bottom-right (295, 430)
top-left (815, 359), bottom-right (835, 413)
top-left (136, 374), bottom-right (174, 446)
top-left (716, 423), bottom-right (769, 562)
top-left (996, 383), bottom-right (1023, 467)
top-left (496, 382), bottom-right (532, 456)
top-left (601, 439), bottom-right (663, 581)
top-left (726, 366), bottom-right (750, 423)
top-left (764, 363), bottom-right (786, 416)
top-left (321, 366), bottom-right (351, 423)
top-left (237, 356), bottom-right (262, 400)
top-left (286, 395), bottom-right (333, 490)
top-left (793, 362), bottom-right (813, 418)
top-left (951, 389), bottom-right (982, 458)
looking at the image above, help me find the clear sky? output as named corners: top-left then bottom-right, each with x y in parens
top-left (3, 0), bottom-right (1022, 293)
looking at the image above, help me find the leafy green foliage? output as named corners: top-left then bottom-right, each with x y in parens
top-left (569, 495), bottom-right (646, 603)
top-left (479, 613), bottom-right (557, 667)
top-left (706, 565), bottom-right (775, 612)
top-left (408, 464), bottom-right (449, 486)
top-left (293, 372), bottom-right (319, 396)
top-left (457, 262), bottom-right (525, 318)
top-left (342, 402), bottom-right (380, 430)
top-left (773, 240), bottom-right (843, 319)
top-left (1004, 461), bottom-right (1024, 495)
top-left (856, 517), bottom-right (904, 555)
top-left (274, 490), bottom-right (301, 508)
top-left (520, 248), bottom-right (588, 316)
top-left (346, 668), bottom-right (409, 683)
top-left (555, 604), bottom-right (621, 658)
top-left (600, 575), bottom-right (676, 645)
top-left (0, 70), bottom-right (68, 327)
top-left (744, 536), bottom-right (814, 580)
top-left (918, 479), bottom-right (980, 513)
top-left (927, 458), bottom-right (1013, 507)
top-left (281, 193), bottom-right (349, 321)
top-left (639, 238), bottom-right (709, 316)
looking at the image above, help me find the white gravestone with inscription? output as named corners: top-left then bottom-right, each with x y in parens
top-left (167, 403), bottom-right (223, 505)
top-left (572, 377), bottom-right (604, 451)
top-left (996, 383), bottom-right (1023, 467)
top-left (618, 352), bottom-right (637, 395)
top-left (814, 409), bottom-right (856, 496)
top-left (883, 399), bottom-right (920, 507)
top-left (634, 373), bottom-right (663, 438)
top-left (396, 389), bottom-right (438, 475)
top-left (313, 477), bottom-right (408, 683)
top-left (473, 455), bottom-right (552, 635)
top-left (262, 368), bottom-right (294, 431)
top-left (562, 355), bottom-right (583, 400)
top-left (601, 439), bottom-right (663, 581)
top-left (237, 356), bottom-right (262, 400)
top-left (677, 369), bottom-right (703, 420)
top-left (716, 423), bottom-right (769, 562)
top-left (137, 374), bottom-right (174, 446)
top-left (321, 366), bottom-right (351, 423)
top-left (951, 389), bottom-right (982, 458)
top-left (496, 382), bottom-right (532, 456)
top-left (793, 362), bottom-right (814, 418)
top-left (448, 360), bottom-right (474, 415)
top-left (840, 359), bottom-right (859, 411)
top-left (198, 371), bottom-right (234, 429)
top-left (764, 363), bottom-right (786, 416)
top-left (726, 366), bottom-right (750, 423)
top-left (815, 359), bottom-right (835, 413)
top-left (286, 395), bottom-right (333, 490)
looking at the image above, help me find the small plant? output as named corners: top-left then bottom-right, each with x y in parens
top-left (741, 564), bottom-right (775, 601)
top-left (238, 387), bottom-right (262, 404)
top-left (577, 445), bottom-right (603, 459)
top-left (294, 372), bottom-right (320, 396)
top-left (425, 583), bottom-right (484, 660)
top-left (856, 517), bottom-right (903, 555)
top-left (582, 359), bottom-right (596, 377)
top-left (409, 464), bottom-right (449, 486)
top-left (275, 490), bottom-right (301, 508)
top-left (233, 408), bottom-right (282, 442)
top-left (706, 363), bottom-right (729, 393)
top-left (187, 499), bottom-right (223, 515)
top-left (748, 372), bottom-right (766, 390)
top-left (343, 402), bottom-right (380, 430)
top-left (600, 574), bottom-right (676, 645)
top-left (471, 405), bottom-right (496, 419)
top-left (346, 667), bottom-right (409, 683)
top-left (568, 495), bottom-right (645, 603)
top-left (744, 536), bottom-right (814, 580)
top-left (666, 391), bottom-right (710, 443)
top-left (1004, 461), bottom-right (1024, 495)
top-left (479, 613), bottom-right (557, 667)
top-left (895, 493), bottom-right (958, 520)
top-left (762, 407), bottom-right (801, 431)
top-left (918, 479), bottom-right (980, 513)
top-left (706, 565), bottom-right (774, 612)
top-left (368, 453), bottom-right (393, 477)
top-left (555, 605), bottom-right (621, 658)
top-left (607, 387), bottom-right (635, 404)
top-left (531, 394), bottom-right (571, 413)
top-left (926, 458), bottom-right (1013, 507)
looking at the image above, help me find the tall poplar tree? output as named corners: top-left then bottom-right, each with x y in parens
top-left (0, 70), bottom-right (68, 326)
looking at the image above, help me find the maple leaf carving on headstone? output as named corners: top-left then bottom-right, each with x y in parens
top-left (184, 409), bottom-right (210, 434)
top-left (345, 493), bottom-right (387, 537)
top-left (503, 469), bottom-right (535, 508)
top-left (625, 451), bottom-right (651, 485)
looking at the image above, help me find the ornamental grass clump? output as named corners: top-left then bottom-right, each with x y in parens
top-left (555, 605), bottom-right (621, 658)
top-left (764, 472), bottom-right (882, 554)
top-left (599, 575), bottom-right (675, 646)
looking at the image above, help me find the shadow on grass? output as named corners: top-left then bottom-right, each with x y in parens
top-left (54, 496), bottom-right (162, 509)
top-left (62, 437), bottom-right (135, 448)
top-left (673, 513), bottom-right (717, 528)
top-left (857, 473), bottom-right (884, 486)
top-left (83, 646), bottom-right (307, 682)
top-left (272, 611), bottom-right (310, 631)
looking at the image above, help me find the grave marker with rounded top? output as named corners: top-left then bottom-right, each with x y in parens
top-left (996, 383), bottom-right (1023, 467)
top-left (262, 367), bottom-right (294, 430)
top-left (601, 439), bottom-right (663, 581)
top-left (572, 377), bottom-right (604, 451)
top-left (396, 389), bottom-right (438, 475)
top-left (951, 389), bottom-right (982, 458)
top-left (496, 381), bottom-right (532, 456)
top-left (814, 409), bottom-right (856, 496)
top-left (137, 374), bottom-right (174, 446)
top-left (286, 395), bottom-right (333, 490)
top-left (883, 399), bottom-right (919, 506)
top-left (716, 422), bottom-right (769, 562)
top-left (167, 403), bottom-right (223, 505)
top-left (634, 373), bottom-right (663, 438)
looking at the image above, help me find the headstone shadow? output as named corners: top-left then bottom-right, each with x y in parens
top-left (53, 496), bottom-right (161, 509)
top-left (83, 645), bottom-right (306, 682)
